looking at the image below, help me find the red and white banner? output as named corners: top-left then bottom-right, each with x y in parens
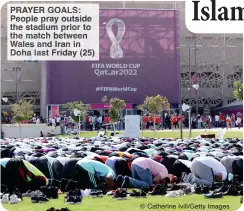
top-left (51, 105), bottom-right (59, 117)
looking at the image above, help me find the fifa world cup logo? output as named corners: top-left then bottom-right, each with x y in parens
top-left (106, 18), bottom-right (125, 59)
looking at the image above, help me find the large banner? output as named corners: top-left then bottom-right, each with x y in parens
top-left (47, 9), bottom-right (180, 105)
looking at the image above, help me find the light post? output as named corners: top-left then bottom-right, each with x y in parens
top-left (141, 112), bottom-right (143, 138)
top-left (175, 46), bottom-right (183, 139)
top-left (13, 67), bottom-right (21, 102)
top-left (1, 97), bottom-right (9, 138)
top-left (78, 115), bottom-right (81, 137)
top-left (182, 102), bottom-right (191, 139)
top-left (177, 44), bottom-right (202, 139)
top-left (74, 109), bottom-right (81, 137)
top-left (187, 88), bottom-right (192, 138)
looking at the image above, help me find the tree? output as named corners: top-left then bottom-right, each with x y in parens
top-left (65, 101), bottom-right (91, 123)
top-left (137, 104), bottom-right (146, 113)
top-left (11, 99), bottom-right (34, 137)
top-left (108, 98), bottom-right (126, 131)
top-left (143, 95), bottom-right (170, 138)
top-left (233, 81), bottom-right (243, 101)
top-left (11, 99), bottom-right (34, 123)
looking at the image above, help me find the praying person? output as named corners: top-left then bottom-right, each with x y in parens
top-left (181, 157), bottom-right (227, 186)
top-left (116, 157), bottom-right (178, 189)
top-left (76, 159), bottom-right (116, 190)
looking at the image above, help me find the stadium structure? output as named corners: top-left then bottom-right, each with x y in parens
top-left (1, 1), bottom-right (243, 118)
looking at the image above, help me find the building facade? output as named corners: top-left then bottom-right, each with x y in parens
top-left (1, 1), bottom-right (243, 116)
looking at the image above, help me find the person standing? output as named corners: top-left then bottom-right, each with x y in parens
top-left (202, 115), bottom-right (207, 128)
top-left (236, 115), bottom-right (242, 129)
top-left (149, 115), bottom-right (153, 130)
top-left (92, 116), bottom-right (97, 130)
top-left (56, 116), bottom-right (60, 127)
top-left (36, 117), bottom-right (40, 124)
top-left (104, 115), bottom-right (109, 124)
top-left (164, 113), bottom-right (170, 129)
top-left (142, 114), bottom-right (148, 130)
top-left (155, 115), bottom-right (161, 130)
top-left (171, 114), bottom-right (178, 130)
top-left (89, 116), bottom-right (93, 131)
top-left (32, 115), bottom-right (37, 124)
top-left (51, 117), bottom-right (56, 128)
top-left (208, 115), bottom-right (212, 129)
top-left (60, 120), bottom-right (65, 135)
top-left (231, 113), bottom-right (236, 128)
top-left (191, 114), bottom-right (197, 129)
top-left (179, 114), bottom-right (185, 128)
top-left (97, 115), bottom-right (102, 130)
top-left (226, 114), bottom-right (231, 128)
top-left (197, 114), bottom-right (202, 129)
top-left (214, 114), bottom-right (220, 128)
top-left (220, 113), bottom-right (225, 128)
top-left (85, 115), bottom-right (89, 131)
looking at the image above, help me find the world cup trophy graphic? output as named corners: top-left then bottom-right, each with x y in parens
top-left (106, 18), bottom-right (125, 59)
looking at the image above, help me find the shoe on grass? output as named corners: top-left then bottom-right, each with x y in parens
top-left (97, 190), bottom-right (103, 197)
top-left (90, 190), bottom-right (98, 198)
top-left (201, 185), bottom-right (210, 194)
top-left (10, 194), bottom-right (21, 204)
top-left (129, 190), bottom-right (140, 197)
top-left (22, 190), bottom-right (34, 197)
top-left (31, 195), bottom-right (39, 203)
top-left (223, 185), bottom-right (239, 196)
top-left (165, 191), bottom-right (179, 198)
top-left (38, 195), bottom-right (49, 203)
top-left (112, 188), bottom-right (127, 200)
top-left (194, 185), bottom-right (202, 194)
top-left (204, 192), bottom-right (223, 199)
top-left (46, 207), bottom-right (56, 211)
top-left (1, 194), bottom-right (9, 203)
top-left (140, 190), bottom-right (147, 198)
top-left (48, 186), bottom-right (59, 199)
top-left (66, 195), bottom-right (75, 204)
top-left (74, 196), bottom-right (82, 204)
top-left (106, 190), bottom-right (115, 196)
top-left (60, 208), bottom-right (71, 211)
top-left (34, 190), bottom-right (43, 196)
top-left (13, 188), bottom-right (22, 201)
top-left (149, 184), bottom-right (167, 195)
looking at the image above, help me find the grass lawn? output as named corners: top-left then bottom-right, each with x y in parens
top-left (59, 130), bottom-right (243, 139)
top-left (2, 195), bottom-right (242, 211)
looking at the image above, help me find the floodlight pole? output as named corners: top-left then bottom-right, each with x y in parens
top-left (78, 115), bottom-right (81, 137)
top-left (188, 88), bottom-right (192, 138)
top-left (141, 112), bottom-right (143, 138)
top-left (176, 46), bottom-right (183, 139)
top-left (189, 107), bottom-right (192, 138)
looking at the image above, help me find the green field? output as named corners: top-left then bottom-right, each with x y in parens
top-left (59, 130), bottom-right (243, 139)
top-left (2, 194), bottom-right (242, 211)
